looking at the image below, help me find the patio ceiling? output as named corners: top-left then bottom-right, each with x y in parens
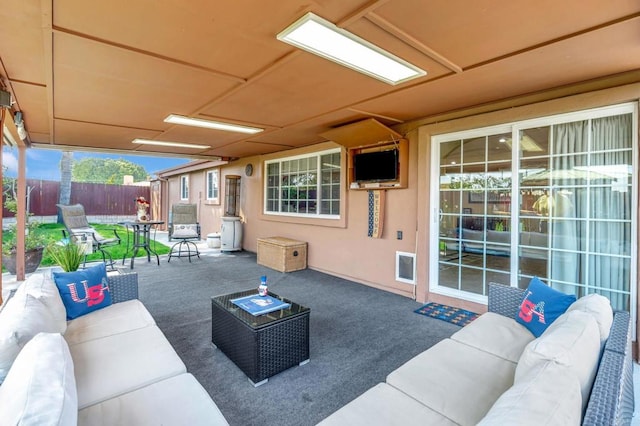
top-left (1, 1), bottom-right (639, 160)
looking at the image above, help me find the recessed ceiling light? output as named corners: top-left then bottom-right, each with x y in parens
top-left (132, 139), bottom-right (210, 149)
top-left (277, 12), bottom-right (426, 85)
top-left (164, 114), bottom-right (263, 134)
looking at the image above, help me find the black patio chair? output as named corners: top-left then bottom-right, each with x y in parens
top-left (56, 203), bottom-right (121, 269)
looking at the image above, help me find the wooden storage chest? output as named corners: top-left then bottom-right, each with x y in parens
top-left (257, 237), bottom-right (307, 272)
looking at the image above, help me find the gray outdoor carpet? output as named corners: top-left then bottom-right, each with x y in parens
top-left (132, 251), bottom-right (460, 426)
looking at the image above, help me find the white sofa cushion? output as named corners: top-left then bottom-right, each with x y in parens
top-left (567, 293), bottom-right (613, 344)
top-left (0, 293), bottom-right (65, 382)
top-left (451, 312), bottom-right (535, 363)
top-left (16, 273), bottom-right (67, 333)
top-left (78, 373), bottom-right (227, 425)
top-left (64, 299), bottom-right (156, 345)
top-left (69, 325), bottom-right (187, 409)
top-left (317, 382), bottom-right (458, 426)
top-left (387, 338), bottom-right (516, 425)
top-left (0, 333), bottom-right (77, 426)
top-left (516, 310), bottom-right (600, 411)
top-left (478, 360), bottom-right (582, 426)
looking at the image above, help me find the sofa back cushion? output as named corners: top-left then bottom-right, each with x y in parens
top-left (479, 360), bottom-right (582, 425)
top-left (566, 293), bottom-right (613, 345)
top-left (450, 312), bottom-right (534, 363)
top-left (0, 332), bottom-right (77, 426)
top-left (461, 229), bottom-right (485, 250)
top-left (15, 273), bottom-right (67, 333)
top-left (486, 230), bottom-right (510, 244)
top-left (516, 310), bottom-right (600, 412)
top-left (0, 292), bottom-right (65, 383)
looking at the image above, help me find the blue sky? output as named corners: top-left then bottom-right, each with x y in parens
top-left (2, 147), bottom-right (190, 181)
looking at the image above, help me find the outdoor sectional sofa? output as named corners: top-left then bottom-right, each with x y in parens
top-left (0, 270), bottom-right (228, 425)
top-left (319, 283), bottom-right (634, 425)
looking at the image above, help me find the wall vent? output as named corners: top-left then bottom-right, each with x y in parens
top-left (395, 251), bottom-right (416, 284)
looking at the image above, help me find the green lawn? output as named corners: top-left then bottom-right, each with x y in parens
top-left (5, 223), bottom-right (171, 268)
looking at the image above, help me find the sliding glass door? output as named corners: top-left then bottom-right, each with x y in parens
top-left (431, 104), bottom-right (636, 312)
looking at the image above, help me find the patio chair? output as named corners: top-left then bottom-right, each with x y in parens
top-left (168, 203), bottom-right (201, 262)
top-left (56, 203), bottom-right (121, 269)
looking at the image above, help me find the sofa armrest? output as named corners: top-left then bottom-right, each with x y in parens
top-left (487, 282), bottom-right (524, 318)
top-left (583, 309), bottom-right (633, 426)
top-left (582, 349), bottom-right (634, 426)
top-left (107, 272), bottom-right (139, 303)
top-left (605, 311), bottom-right (631, 355)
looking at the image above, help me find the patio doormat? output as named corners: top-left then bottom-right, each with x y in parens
top-left (414, 303), bottom-right (479, 327)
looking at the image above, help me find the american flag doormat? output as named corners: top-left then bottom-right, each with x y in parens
top-left (414, 303), bottom-right (479, 327)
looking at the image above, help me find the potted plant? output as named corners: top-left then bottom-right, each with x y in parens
top-left (46, 240), bottom-right (84, 272)
top-left (2, 220), bottom-right (47, 274)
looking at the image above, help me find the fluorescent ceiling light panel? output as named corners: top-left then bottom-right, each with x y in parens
top-left (277, 12), bottom-right (426, 85)
top-left (504, 135), bottom-right (543, 152)
top-left (164, 114), bottom-right (263, 134)
top-left (132, 139), bottom-right (210, 149)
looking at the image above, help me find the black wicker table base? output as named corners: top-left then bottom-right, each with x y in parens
top-left (211, 290), bottom-right (310, 386)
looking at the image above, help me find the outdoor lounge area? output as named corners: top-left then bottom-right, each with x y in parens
top-left (1, 2), bottom-right (640, 425)
top-left (0, 246), bottom-right (636, 425)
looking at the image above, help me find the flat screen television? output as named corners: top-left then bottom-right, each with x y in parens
top-left (353, 148), bottom-right (398, 183)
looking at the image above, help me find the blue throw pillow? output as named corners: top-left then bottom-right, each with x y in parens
top-left (53, 263), bottom-right (112, 320)
top-left (515, 276), bottom-right (576, 337)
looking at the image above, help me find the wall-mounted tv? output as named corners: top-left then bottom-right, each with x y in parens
top-left (353, 148), bottom-right (398, 183)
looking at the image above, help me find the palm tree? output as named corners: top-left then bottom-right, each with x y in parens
top-left (57, 151), bottom-right (73, 223)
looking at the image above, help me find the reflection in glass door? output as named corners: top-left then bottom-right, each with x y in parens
top-left (438, 130), bottom-right (513, 300)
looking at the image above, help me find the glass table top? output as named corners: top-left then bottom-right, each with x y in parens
top-left (212, 289), bottom-right (309, 330)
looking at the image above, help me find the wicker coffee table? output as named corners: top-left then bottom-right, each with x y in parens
top-left (211, 289), bottom-right (310, 386)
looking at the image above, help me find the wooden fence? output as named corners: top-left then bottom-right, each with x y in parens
top-left (3, 180), bottom-right (150, 217)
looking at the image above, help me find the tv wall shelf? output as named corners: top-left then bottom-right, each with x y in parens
top-left (320, 118), bottom-right (408, 190)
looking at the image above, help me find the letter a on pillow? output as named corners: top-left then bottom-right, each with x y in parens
top-left (516, 277), bottom-right (576, 337)
top-left (53, 263), bottom-right (112, 319)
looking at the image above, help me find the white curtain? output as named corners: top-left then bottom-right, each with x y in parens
top-left (549, 120), bottom-right (587, 295)
top-left (550, 114), bottom-right (632, 310)
top-left (588, 114), bottom-right (632, 310)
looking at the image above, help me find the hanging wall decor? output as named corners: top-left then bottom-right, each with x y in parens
top-left (367, 190), bottom-right (385, 238)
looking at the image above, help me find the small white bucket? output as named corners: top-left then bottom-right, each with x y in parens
top-left (206, 233), bottom-right (221, 249)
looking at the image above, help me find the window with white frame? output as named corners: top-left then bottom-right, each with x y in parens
top-left (206, 169), bottom-right (219, 202)
top-left (180, 175), bottom-right (189, 200)
top-left (265, 148), bottom-right (341, 217)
